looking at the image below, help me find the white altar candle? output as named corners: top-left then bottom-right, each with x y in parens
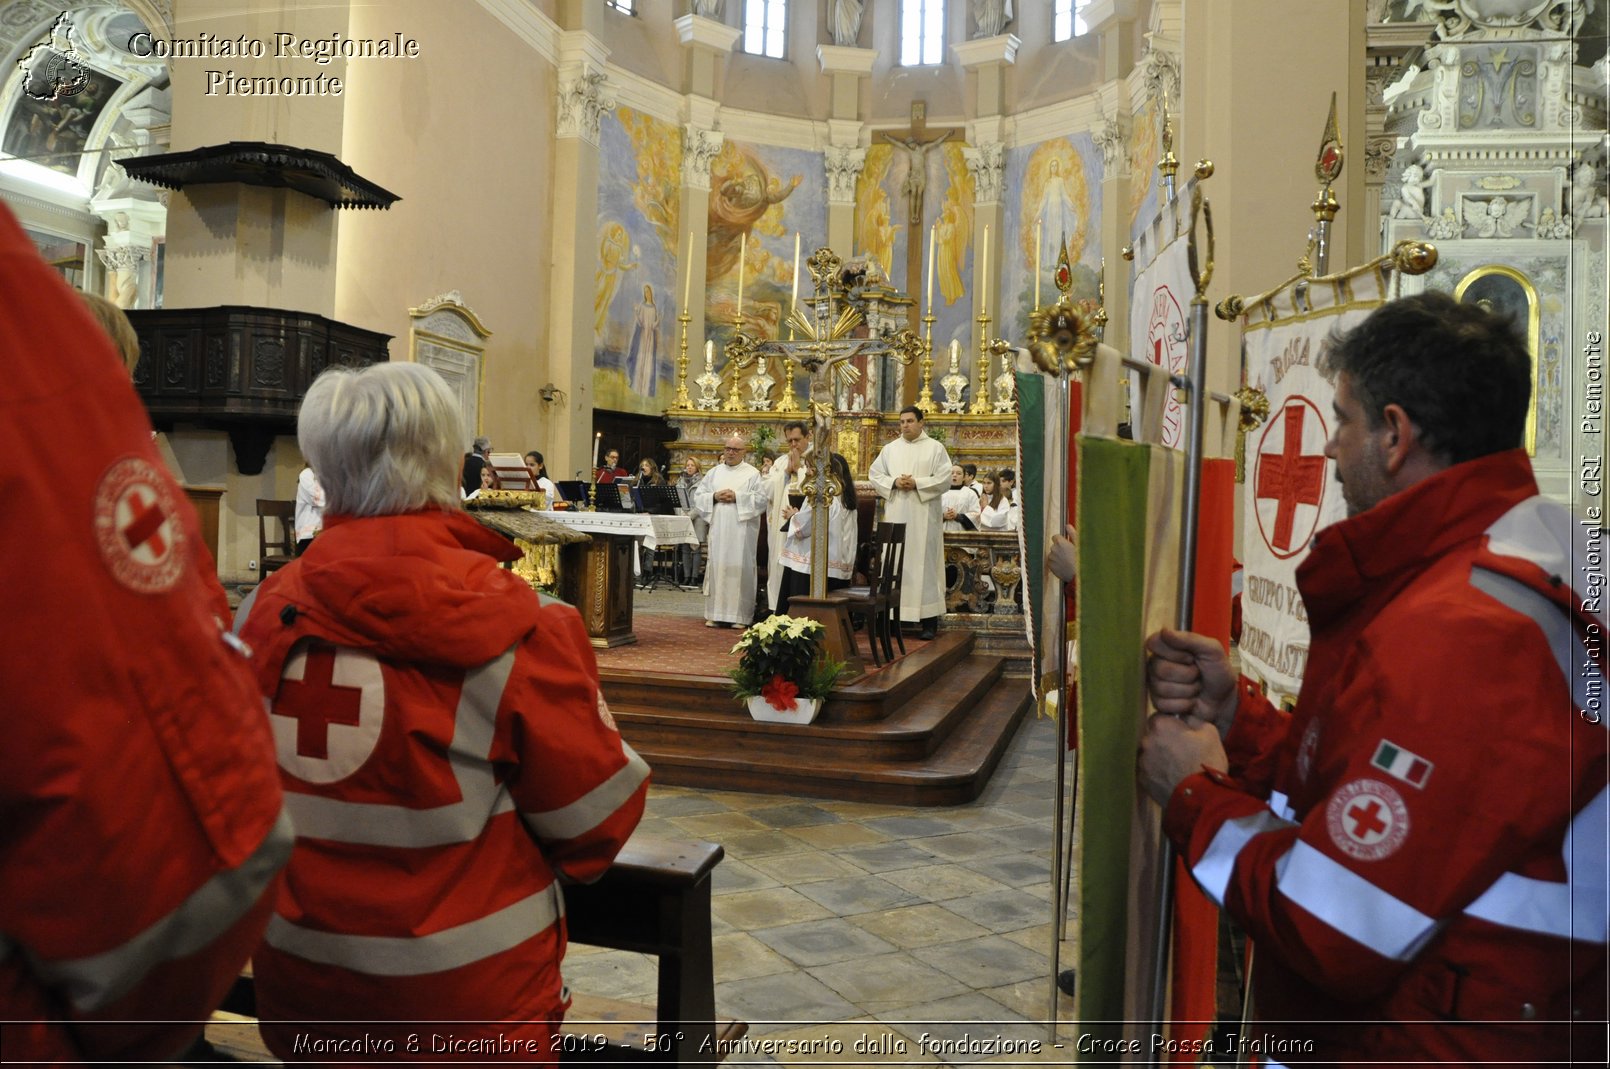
top-left (925, 223), bottom-right (936, 315)
top-left (981, 224), bottom-right (990, 308)
top-left (1034, 223), bottom-right (1042, 308)
top-left (683, 231), bottom-right (694, 309)
top-left (737, 232), bottom-right (746, 317)
top-left (790, 231), bottom-right (801, 312)
top-left (592, 431), bottom-right (601, 469)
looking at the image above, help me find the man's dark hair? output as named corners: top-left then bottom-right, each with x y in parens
top-left (782, 420), bottom-right (808, 438)
top-left (961, 463), bottom-right (976, 477)
top-left (1319, 291), bottom-right (1531, 465)
top-left (900, 405), bottom-right (925, 421)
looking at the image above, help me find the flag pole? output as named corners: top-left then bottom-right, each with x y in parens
top-left (1148, 180), bottom-right (1215, 1045)
top-left (1026, 253), bottom-right (1097, 1042)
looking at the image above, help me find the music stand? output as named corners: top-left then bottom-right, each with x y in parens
top-left (592, 483), bottom-right (628, 511)
top-left (555, 481), bottom-right (589, 506)
top-left (636, 484), bottom-right (681, 516)
top-left (487, 453), bottom-right (535, 490)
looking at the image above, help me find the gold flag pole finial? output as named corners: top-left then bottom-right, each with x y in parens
top-left (1157, 85), bottom-right (1180, 201)
top-left (1310, 92), bottom-right (1344, 276)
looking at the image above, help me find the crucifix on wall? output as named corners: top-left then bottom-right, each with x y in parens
top-left (877, 102), bottom-right (963, 398)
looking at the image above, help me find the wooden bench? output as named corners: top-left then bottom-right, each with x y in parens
top-left (184, 836), bottom-right (744, 1065)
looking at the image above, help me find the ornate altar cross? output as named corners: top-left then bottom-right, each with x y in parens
top-left (725, 247), bottom-right (924, 600)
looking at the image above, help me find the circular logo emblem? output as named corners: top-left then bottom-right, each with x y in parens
top-left (1145, 286), bottom-right (1188, 448)
top-left (1326, 779), bottom-right (1410, 861)
top-left (596, 691), bottom-right (619, 733)
top-left (271, 644), bottom-right (385, 785)
top-left (93, 457), bottom-right (187, 593)
top-left (1295, 718), bottom-right (1320, 784)
top-left (1253, 396), bottom-right (1331, 559)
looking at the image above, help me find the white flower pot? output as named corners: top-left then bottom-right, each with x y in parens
top-left (746, 695), bottom-right (820, 725)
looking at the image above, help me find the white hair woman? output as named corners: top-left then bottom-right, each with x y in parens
top-left (236, 362), bottom-right (649, 1063)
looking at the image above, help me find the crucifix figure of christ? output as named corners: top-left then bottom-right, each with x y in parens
top-left (726, 248), bottom-right (924, 599)
top-left (877, 103), bottom-right (961, 404)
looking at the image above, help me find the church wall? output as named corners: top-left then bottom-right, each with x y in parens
top-left (593, 107), bottom-right (684, 416)
top-left (1000, 133), bottom-right (1103, 341)
top-left (704, 136), bottom-right (827, 349)
top-left (333, 0), bottom-right (557, 463)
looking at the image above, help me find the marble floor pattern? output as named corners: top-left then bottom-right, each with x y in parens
top-left (563, 711), bottom-right (1092, 1067)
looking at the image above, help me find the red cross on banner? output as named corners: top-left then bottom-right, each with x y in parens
top-left (121, 490), bottom-right (168, 557)
top-left (1347, 799), bottom-right (1388, 840)
top-left (1256, 402), bottom-right (1327, 553)
top-left (275, 646), bottom-right (364, 759)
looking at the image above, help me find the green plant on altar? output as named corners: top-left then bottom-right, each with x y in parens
top-left (728, 614), bottom-right (846, 711)
top-left (926, 424), bottom-right (948, 446)
top-left (748, 424), bottom-right (777, 461)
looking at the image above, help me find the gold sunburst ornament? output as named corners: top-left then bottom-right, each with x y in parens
top-left (1026, 299), bottom-right (1099, 376)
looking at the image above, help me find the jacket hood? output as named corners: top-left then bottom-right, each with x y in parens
top-left (267, 508), bottom-right (538, 668)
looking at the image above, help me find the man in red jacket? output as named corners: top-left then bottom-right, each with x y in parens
top-left (0, 204), bottom-right (291, 1063)
top-left (1140, 292), bottom-right (1606, 1064)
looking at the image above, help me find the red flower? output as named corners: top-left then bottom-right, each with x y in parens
top-left (761, 673), bottom-right (799, 711)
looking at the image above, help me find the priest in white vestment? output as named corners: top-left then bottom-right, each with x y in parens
top-left (694, 435), bottom-right (768, 627)
top-left (868, 406), bottom-right (953, 640)
top-left (763, 421), bottom-right (811, 613)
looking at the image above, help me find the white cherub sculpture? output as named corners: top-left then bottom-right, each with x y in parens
top-left (1571, 161), bottom-right (1607, 222)
top-left (1391, 163), bottom-right (1434, 220)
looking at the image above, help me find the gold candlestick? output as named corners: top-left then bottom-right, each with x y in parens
top-left (674, 308), bottom-right (692, 410)
top-left (777, 354), bottom-right (799, 412)
top-left (917, 310), bottom-right (936, 409)
top-left (969, 310), bottom-right (993, 414)
top-left (722, 314), bottom-right (745, 412)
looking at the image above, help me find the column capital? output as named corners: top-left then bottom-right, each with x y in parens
top-left (816, 44), bottom-right (877, 75)
top-left (824, 145), bottom-right (867, 205)
top-left (963, 141), bottom-right (1006, 203)
top-left (682, 125), bottom-right (726, 191)
top-left (1093, 113), bottom-right (1132, 178)
top-left (1140, 41), bottom-right (1181, 104)
top-left (675, 14), bottom-right (742, 54)
top-left (952, 33), bottom-right (1020, 71)
top-left (556, 65), bottom-right (615, 145)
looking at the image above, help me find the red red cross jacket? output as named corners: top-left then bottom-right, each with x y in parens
top-left (237, 508), bottom-right (649, 1057)
top-left (1164, 451), bottom-right (1608, 1065)
top-left (0, 204), bottom-right (290, 1064)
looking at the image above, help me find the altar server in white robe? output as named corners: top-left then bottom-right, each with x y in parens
top-left (940, 464), bottom-right (981, 532)
top-left (694, 435), bottom-right (768, 627)
top-left (764, 421), bottom-right (811, 613)
top-left (868, 406), bottom-right (953, 640)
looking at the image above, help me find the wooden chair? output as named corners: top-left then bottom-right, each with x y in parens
top-left (841, 522), bottom-right (906, 666)
top-left (256, 499), bottom-right (296, 575)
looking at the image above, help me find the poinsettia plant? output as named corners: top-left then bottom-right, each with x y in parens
top-left (728, 614), bottom-right (846, 711)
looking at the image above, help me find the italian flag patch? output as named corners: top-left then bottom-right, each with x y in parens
top-left (1371, 739), bottom-right (1433, 788)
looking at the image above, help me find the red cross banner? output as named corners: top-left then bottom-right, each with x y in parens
top-left (1128, 177), bottom-right (1199, 449)
top-left (1236, 261), bottom-right (1393, 697)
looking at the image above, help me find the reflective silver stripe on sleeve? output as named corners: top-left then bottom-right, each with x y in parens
top-left (1484, 496), bottom-right (1606, 628)
top-left (1191, 809), bottom-right (1297, 907)
top-left (283, 646), bottom-right (517, 848)
top-left (521, 746), bottom-right (651, 841)
top-left (263, 881), bottom-right (562, 977)
top-left (1274, 840), bottom-right (1441, 961)
top-left (1470, 568), bottom-right (1607, 717)
top-left (30, 806), bottom-right (294, 1012)
top-left (1465, 786), bottom-right (1608, 944)
top-left (1267, 790), bottom-right (1296, 821)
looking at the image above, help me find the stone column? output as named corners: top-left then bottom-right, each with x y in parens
top-left (679, 125), bottom-right (725, 359)
top-left (818, 45), bottom-right (876, 257)
top-left (1087, 1), bottom-right (1142, 354)
top-left (1181, 0), bottom-right (1367, 407)
top-left (93, 201), bottom-right (165, 308)
top-left (548, 27), bottom-right (614, 475)
top-left (955, 34), bottom-right (1019, 406)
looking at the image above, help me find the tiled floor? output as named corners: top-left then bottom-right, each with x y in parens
top-left (564, 710), bottom-right (1089, 1066)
